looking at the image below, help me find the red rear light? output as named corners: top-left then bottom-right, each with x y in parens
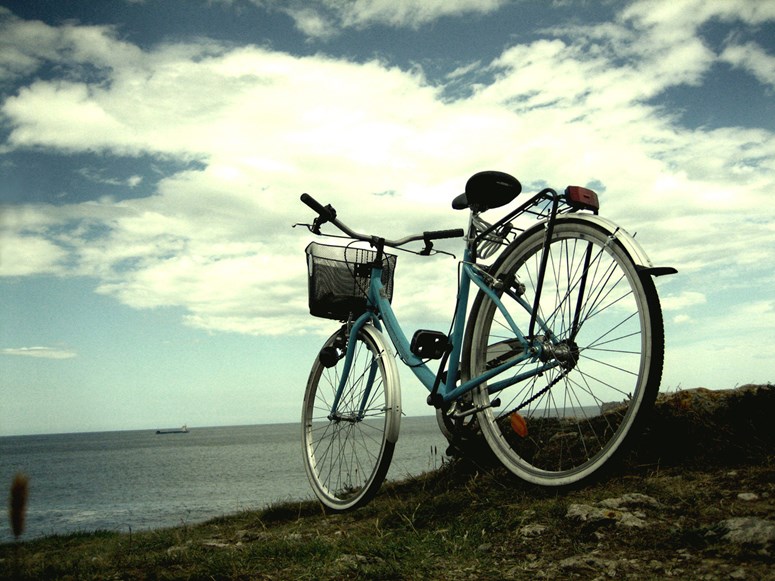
top-left (565, 186), bottom-right (599, 212)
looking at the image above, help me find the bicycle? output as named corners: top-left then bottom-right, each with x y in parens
top-left (297, 170), bottom-right (676, 511)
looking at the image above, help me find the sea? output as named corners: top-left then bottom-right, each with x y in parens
top-left (0, 416), bottom-right (448, 543)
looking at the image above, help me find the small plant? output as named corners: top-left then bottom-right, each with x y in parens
top-left (9, 473), bottom-right (29, 541)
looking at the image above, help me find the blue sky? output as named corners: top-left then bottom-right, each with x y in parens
top-left (1, 0), bottom-right (774, 436)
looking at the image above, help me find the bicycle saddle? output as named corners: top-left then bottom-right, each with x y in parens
top-left (452, 171), bottom-right (522, 212)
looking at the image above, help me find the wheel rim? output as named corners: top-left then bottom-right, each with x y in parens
top-left (470, 223), bottom-right (659, 484)
top-left (302, 326), bottom-right (399, 509)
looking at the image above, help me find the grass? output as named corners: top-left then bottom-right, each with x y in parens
top-left (2, 384), bottom-right (773, 580)
top-left (3, 460), bottom-right (772, 580)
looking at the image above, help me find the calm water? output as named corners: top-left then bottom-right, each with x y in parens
top-left (0, 416), bottom-right (448, 542)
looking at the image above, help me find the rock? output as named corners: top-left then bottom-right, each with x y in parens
top-left (566, 497), bottom-right (651, 528)
top-left (737, 492), bottom-right (759, 501)
top-left (599, 493), bottom-right (660, 510)
top-left (201, 540), bottom-right (231, 549)
top-left (166, 540), bottom-right (192, 555)
top-left (618, 512), bottom-right (648, 528)
top-left (720, 517), bottom-right (775, 549)
top-left (558, 554), bottom-right (619, 575)
top-left (566, 503), bottom-right (618, 523)
top-left (519, 524), bottom-right (547, 538)
top-left (335, 554), bottom-right (368, 571)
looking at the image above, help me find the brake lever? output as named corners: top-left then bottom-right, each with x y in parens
top-left (417, 244), bottom-right (457, 259)
top-left (292, 222), bottom-right (317, 234)
top-left (310, 203), bottom-right (338, 234)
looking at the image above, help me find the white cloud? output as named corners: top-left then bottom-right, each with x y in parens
top-left (661, 291), bottom-right (707, 312)
top-left (333, 0), bottom-right (508, 29)
top-left (1, 346), bottom-right (77, 359)
top-left (0, 7), bottom-right (141, 85)
top-left (77, 167), bottom-right (144, 188)
top-left (258, 0), bottom-right (510, 38)
top-left (0, 231), bottom-right (68, 276)
top-left (127, 175), bottom-right (143, 188)
top-left (1, 0), bottom-right (774, 343)
top-left (721, 41), bottom-right (775, 89)
top-left (284, 8), bottom-right (336, 39)
top-left (621, 0), bottom-right (775, 31)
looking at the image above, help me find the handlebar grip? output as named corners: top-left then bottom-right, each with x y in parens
top-left (424, 228), bottom-right (465, 240)
top-left (300, 193), bottom-right (334, 220)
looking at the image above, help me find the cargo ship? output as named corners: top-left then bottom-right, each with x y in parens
top-left (155, 425), bottom-right (189, 434)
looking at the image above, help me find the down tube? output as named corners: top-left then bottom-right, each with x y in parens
top-left (370, 257), bottom-right (472, 401)
top-left (370, 282), bottom-right (437, 392)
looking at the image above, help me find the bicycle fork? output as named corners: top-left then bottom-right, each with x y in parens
top-left (327, 317), bottom-right (383, 423)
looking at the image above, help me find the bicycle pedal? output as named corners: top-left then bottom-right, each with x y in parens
top-left (410, 330), bottom-right (449, 359)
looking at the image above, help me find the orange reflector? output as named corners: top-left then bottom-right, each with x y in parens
top-left (565, 185), bottom-right (599, 211)
top-left (510, 412), bottom-right (528, 437)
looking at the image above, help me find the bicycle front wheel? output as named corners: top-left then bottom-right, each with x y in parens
top-left (302, 323), bottom-right (401, 511)
top-left (465, 219), bottom-right (664, 486)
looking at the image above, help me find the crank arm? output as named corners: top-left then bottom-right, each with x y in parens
top-left (451, 398), bottom-right (501, 420)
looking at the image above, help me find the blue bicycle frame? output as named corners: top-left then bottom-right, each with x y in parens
top-left (330, 244), bottom-right (564, 420)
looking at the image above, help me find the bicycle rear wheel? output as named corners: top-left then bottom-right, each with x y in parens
top-left (302, 324), bottom-right (401, 511)
top-left (465, 219), bottom-right (664, 486)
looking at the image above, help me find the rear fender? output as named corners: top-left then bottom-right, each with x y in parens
top-left (524, 214), bottom-right (676, 277)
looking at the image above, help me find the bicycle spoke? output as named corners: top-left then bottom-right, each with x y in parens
top-left (467, 222), bottom-right (663, 486)
top-left (302, 326), bottom-right (399, 510)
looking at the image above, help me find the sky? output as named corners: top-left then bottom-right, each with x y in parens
top-left (1, 0), bottom-right (774, 436)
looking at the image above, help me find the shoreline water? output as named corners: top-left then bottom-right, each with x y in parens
top-left (1, 416), bottom-right (447, 542)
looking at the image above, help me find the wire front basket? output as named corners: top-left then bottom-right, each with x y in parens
top-left (305, 242), bottom-right (397, 321)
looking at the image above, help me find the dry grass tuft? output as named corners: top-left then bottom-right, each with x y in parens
top-left (9, 473), bottom-right (29, 540)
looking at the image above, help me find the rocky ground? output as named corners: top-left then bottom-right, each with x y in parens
top-left (507, 463), bottom-right (773, 579)
top-left (1, 384), bottom-right (773, 580)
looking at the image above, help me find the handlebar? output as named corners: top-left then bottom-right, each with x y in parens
top-left (301, 193), bottom-right (465, 250)
top-left (300, 193), bottom-right (335, 222)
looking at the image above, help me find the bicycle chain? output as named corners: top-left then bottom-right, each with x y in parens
top-left (508, 369), bottom-right (569, 415)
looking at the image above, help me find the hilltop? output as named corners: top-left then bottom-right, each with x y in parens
top-left (1, 384), bottom-right (773, 580)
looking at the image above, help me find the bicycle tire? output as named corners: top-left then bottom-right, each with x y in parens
top-left (465, 219), bottom-right (664, 486)
top-left (301, 324), bottom-right (401, 511)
